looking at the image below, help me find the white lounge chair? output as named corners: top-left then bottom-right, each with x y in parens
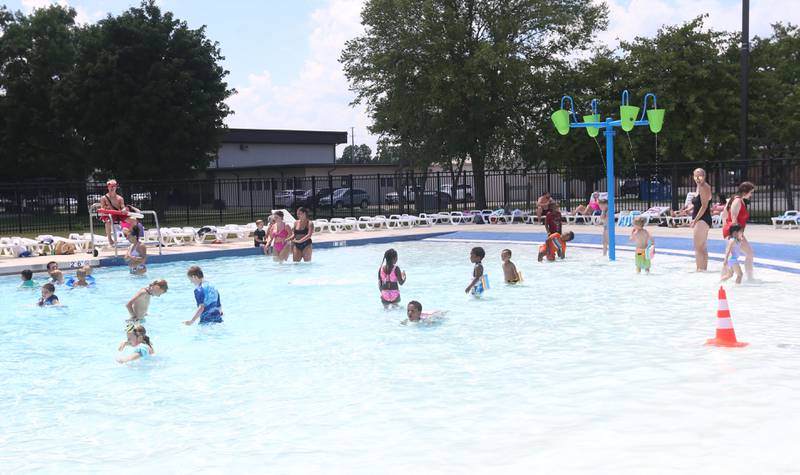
top-left (641, 206), bottom-right (671, 225)
top-left (195, 225), bottom-right (226, 244)
top-left (772, 210), bottom-right (799, 229)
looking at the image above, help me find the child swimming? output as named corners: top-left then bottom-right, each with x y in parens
top-left (20, 269), bottom-right (35, 288)
top-left (71, 268), bottom-right (90, 287)
top-left (184, 266), bottom-right (223, 325)
top-left (38, 283), bottom-right (59, 306)
top-left (126, 279), bottom-right (169, 322)
top-left (116, 323), bottom-right (154, 363)
top-left (501, 249), bottom-right (521, 283)
top-left (401, 300), bottom-right (445, 325)
top-left (46, 261), bottom-right (64, 285)
top-left (465, 246), bottom-right (486, 295)
top-left (124, 226), bottom-right (147, 275)
top-left (378, 248), bottom-right (406, 308)
top-left (721, 224), bottom-right (744, 284)
top-left (629, 216), bottom-right (655, 274)
top-left (538, 231), bottom-right (575, 262)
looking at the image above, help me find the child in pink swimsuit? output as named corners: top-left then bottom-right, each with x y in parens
top-left (378, 248), bottom-right (406, 308)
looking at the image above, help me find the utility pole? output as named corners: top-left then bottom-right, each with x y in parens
top-left (350, 127), bottom-right (355, 148)
top-left (740, 0), bottom-right (749, 162)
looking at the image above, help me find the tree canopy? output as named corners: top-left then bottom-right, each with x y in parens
top-left (0, 1), bottom-right (233, 182)
top-left (341, 0), bottom-right (608, 207)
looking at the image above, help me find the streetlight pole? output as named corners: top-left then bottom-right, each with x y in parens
top-left (740, 0), bottom-right (749, 162)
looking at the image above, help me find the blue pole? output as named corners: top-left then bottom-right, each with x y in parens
top-left (605, 118), bottom-right (616, 261)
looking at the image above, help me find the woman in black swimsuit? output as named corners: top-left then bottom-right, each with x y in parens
top-left (292, 207), bottom-right (314, 262)
top-left (690, 168), bottom-right (713, 272)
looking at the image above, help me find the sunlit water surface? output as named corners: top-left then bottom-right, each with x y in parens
top-left (2, 240), bottom-right (799, 474)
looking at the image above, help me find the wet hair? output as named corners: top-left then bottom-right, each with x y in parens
top-left (408, 300), bottom-right (422, 312)
top-left (273, 210), bottom-right (284, 219)
top-left (382, 248), bottom-right (398, 270)
top-left (128, 324), bottom-right (152, 351)
top-left (726, 181), bottom-right (756, 212)
top-left (129, 225), bottom-right (141, 239)
top-left (150, 279), bottom-right (168, 291)
top-left (187, 266), bottom-right (204, 279)
top-left (502, 249), bottom-right (512, 257)
top-left (42, 283), bottom-right (55, 293)
top-left (471, 247), bottom-right (486, 259)
top-left (21, 269), bottom-right (33, 280)
top-left (728, 224), bottom-right (743, 235)
top-left (46, 261), bottom-right (58, 271)
top-left (563, 231), bottom-right (575, 242)
top-left (633, 216), bottom-right (647, 227)
top-left (76, 268), bottom-right (86, 278)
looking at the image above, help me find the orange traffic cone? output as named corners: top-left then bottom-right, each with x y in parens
top-left (705, 286), bottom-right (748, 348)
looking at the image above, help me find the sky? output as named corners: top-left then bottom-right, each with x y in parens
top-left (6, 0), bottom-right (800, 156)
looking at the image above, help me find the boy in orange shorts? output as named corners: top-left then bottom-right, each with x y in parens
top-left (538, 231), bottom-right (575, 262)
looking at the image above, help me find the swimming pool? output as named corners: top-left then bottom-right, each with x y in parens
top-left (2, 239), bottom-right (800, 473)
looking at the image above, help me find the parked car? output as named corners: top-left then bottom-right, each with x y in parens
top-left (298, 188), bottom-right (335, 207)
top-left (318, 188), bottom-right (370, 208)
top-left (275, 189), bottom-right (308, 208)
top-left (441, 184), bottom-right (473, 201)
top-left (385, 186), bottom-right (422, 204)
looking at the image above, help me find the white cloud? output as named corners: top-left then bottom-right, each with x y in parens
top-left (596, 0), bottom-right (800, 47)
top-left (225, 0), bottom-right (373, 155)
top-left (21, 0), bottom-right (104, 25)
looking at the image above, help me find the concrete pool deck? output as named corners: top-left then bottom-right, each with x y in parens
top-left (3, 223), bottom-right (800, 276)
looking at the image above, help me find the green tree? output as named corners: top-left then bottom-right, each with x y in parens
top-left (63, 1), bottom-right (233, 180)
top-left (0, 5), bottom-right (83, 181)
top-left (355, 144), bottom-right (372, 163)
top-left (342, 0), bottom-right (607, 208)
top-left (338, 144), bottom-right (356, 163)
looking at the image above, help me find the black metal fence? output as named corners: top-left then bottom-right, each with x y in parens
top-left (1, 159), bottom-right (798, 235)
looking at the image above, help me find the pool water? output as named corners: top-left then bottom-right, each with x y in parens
top-left (2, 240), bottom-right (800, 473)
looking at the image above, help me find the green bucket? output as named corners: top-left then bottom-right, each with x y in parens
top-left (646, 108), bottom-right (665, 133)
top-left (619, 105), bottom-right (639, 132)
top-left (551, 109), bottom-right (570, 135)
top-left (583, 114), bottom-right (600, 137)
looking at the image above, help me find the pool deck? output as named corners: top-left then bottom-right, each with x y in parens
top-left (3, 223), bottom-right (800, 276)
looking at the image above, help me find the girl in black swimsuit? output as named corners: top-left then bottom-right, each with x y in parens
top-left (690, 168), bottom-right (713, 271)
top-left (292, 207), bottom-right (314, 262)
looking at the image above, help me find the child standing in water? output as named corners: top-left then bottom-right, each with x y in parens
top-left (721, 224), bottom-right (744, 284)
top-left (630, 216), bottom-right (655, 274)
top-left (378, 248), bottom-right (406, 308)
top-left (184, 266), bottom-right (223, 325)
top-left (501, 249), bottom-right (521, 283)
top-left (116, 324), bottom-right (154, 363)
top-left (126, 279), bottom-right (169, 323)
top-left (38, 283), bottom-right (59, 306)
top-left (465, 247), bottom-right (486, 295)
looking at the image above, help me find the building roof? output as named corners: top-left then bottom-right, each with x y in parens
top-left (223, 128), bottom-right (348, 145)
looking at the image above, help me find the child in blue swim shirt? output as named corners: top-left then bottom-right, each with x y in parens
top-left (184, 265), bottom-right (223, 325)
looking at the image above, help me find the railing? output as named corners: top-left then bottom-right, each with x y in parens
top-left (1, 158), bottom-right (798, 235)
